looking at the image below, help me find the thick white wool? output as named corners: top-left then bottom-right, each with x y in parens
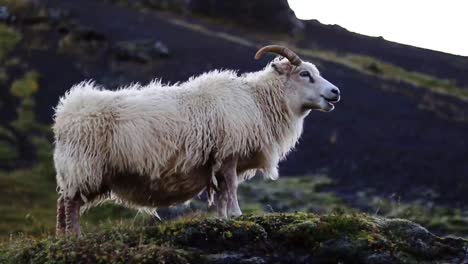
top-left (53, 66), bottom-right (304, 198)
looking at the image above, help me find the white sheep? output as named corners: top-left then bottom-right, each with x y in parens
top-left (53, 45), bottom-right (341, 236)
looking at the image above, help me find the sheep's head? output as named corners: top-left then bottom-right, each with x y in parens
top-left (255, 45), bottom-right (341, 114)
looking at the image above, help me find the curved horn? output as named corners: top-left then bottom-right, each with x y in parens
top-left (254, 45), bottom-right (302, 66)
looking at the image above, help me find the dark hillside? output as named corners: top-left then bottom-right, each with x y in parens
top-left (35, 0), bottom-right (468, 205)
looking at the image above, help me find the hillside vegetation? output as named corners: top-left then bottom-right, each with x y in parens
top-left (2, 213), bottom-right (467, 263)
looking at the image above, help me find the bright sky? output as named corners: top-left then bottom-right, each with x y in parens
top-left (288, 0), bottom-right (468, 56)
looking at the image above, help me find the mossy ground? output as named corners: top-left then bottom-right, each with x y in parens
top-left (0, 24), bottom-right (21, 64)
top-left (1, 212), bottom-right (466, 263)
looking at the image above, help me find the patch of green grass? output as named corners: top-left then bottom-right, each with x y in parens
top-left (238, 175), bottom-right (346, 214)
top-left (10, 71), bottom-right (40, 98)
top-left (242, 176), bottom-right (468, 238)
top-left (137, 0), bottom-right (187, 14)
top-left (0, 141), bottom-right (17, 165)
top-left (272, 213), bottom-right (379, 249)
top-left (0, 0), bottom-right (33, 13)
top-left (366, 195), bottom-right (468, 237)
top-left (0, 23), bottom-right (21, 63)
top-left (10, 98), bottom-right (36, 133)
top-left (0, 167), bottom-right (56, 237)
top-left (0, 126), bottom-right (16, 142)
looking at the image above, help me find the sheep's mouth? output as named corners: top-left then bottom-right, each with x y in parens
top-left (321, 95), bottom-right (340, 105)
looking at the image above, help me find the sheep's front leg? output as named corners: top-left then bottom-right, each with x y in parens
top-left (212, 186), bottom-right (228, 218)
top-left (211, 157), bottom-right (241, 218)
top-left (65, 195), bottom-right (83, 236)
top-left (226, 177), bottom-right (242, 218)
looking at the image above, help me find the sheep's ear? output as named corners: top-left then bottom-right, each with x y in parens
top-left (271, 59), bottom-right (293, 75)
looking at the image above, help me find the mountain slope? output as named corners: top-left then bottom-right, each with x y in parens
top-left (33, 0), bottom-right (468, 205)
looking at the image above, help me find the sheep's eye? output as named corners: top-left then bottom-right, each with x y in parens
top-left (299, 71), bottom-right (310, 77)
top-left (299, 71), bottom-right (315, 83)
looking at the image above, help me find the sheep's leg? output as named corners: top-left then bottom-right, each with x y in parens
top-left (65, 195), bottom-right (83, 236)
top-left (227, 183), bottom-right (242, 218)
top-left (223, 160), bottom-right (242, 218)
top-left (211, 157), bottom-right (241, 218)
top-left (56, 196), bottom-right (66, 236)
top-left (211, 181), bottom-right (228, 218)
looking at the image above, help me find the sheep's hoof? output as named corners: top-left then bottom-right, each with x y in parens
top-left (228, 210), bottom-right (242, 219)
top-left (55, 229), bottom-right (66, 237)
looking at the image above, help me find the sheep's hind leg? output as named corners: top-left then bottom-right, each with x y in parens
top-left (65, 194), bottom-right (83, 236)
top-left (56, 196), bottom-right (66, 236)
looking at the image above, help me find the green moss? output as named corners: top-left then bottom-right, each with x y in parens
top-left (0, 23), bottom-right (21, 63)
top-left (0, 141), bottom-right (17, 165)
top-left (0, 0), bottom-right (36, 15)
top-left (10, 94), bottom-right (50, 135)
top-left (0, 126), bottom-right (16, 142)
top-left (2, 213), bottom-right (466, 263)
top-left (0, 167), bottom-right (57, 236)
top-left (278, 213), bottom-right (374, 249)
top-left (81, 204), bottom-right (139, 228)
top-left (366, 196), bottom-right (468, 238)
top-left (1, 237), bottom-right (200, 264)
top-left (238, 175), bottom-right (346, 214)
top-left (155, 216), bottom-right (267, 250)
top-left (10, 71), bottom-right (40, 98)
top-left (10, 97), bottom-right (35, 133)
top-left (240, 212), bottom-right (383, 254)
top-left (138, 0), bottom-right (187, 14)
top-left (240, 212), bottom-right (311, 233)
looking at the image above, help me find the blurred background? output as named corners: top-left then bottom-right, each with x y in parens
top-left (0, 0), bottom-right (467, 238)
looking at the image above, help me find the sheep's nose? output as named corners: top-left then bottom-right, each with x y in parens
top-left (331, 88), bottom-right (340, 95)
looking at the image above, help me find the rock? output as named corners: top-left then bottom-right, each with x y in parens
top-left (46, 8), bottom-right (71, 24)
top-left (205, 253), bottom-right (267, 264)
top-left (3, 0), bottom-right (49, 25)
top-left (111, 39), bottom-right (170, 63)
top-left (2, 213), bottom-right (466, 263)
top-left (0, 6), bottom-right (10, 22)
top-left (153, 41), bottom-right (170, 57)
top-left (58, 26), bottom-right (108, 57)
top-left (141, 0), bottom-right (188, 14)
